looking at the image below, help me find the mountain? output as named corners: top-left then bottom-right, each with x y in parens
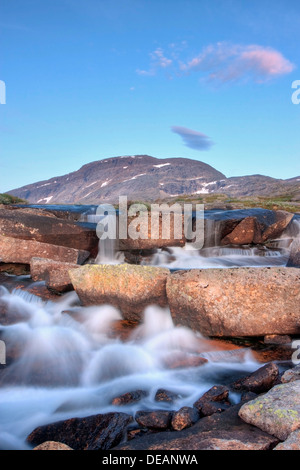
top-left (7, 155), bottom-right (300, 204)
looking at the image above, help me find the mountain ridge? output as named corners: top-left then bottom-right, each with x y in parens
top-left (7, 155), bottom-right (300, 204)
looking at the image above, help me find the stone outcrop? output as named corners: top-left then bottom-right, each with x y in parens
top-left (0, 235), bottom-right (89, 265)
top-left (166, 267), bottom-right (300, 337)
top-left (69, 264), bottom-right (170, 321)
top-left (239, 382), bottom-right (300, 441)
top-left (116, 404), bottom-right (279, 450)
top-left (0, 208), bottom-right (99, 255)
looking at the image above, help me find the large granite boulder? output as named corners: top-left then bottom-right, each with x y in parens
top-left (166, 267), bottom-right (300, 337)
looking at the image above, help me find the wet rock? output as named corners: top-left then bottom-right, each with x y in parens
top-left (0, 235), bottom-right (89, 265)
top-left (239, 381), bottom-right (300, 441)
top-left (162, 353), bottom-right (208, 370)
top-left (233, 363), bottom-right (279, 394)
top-left (0, 208), bottom-right (99, 255)
top-left (33, 441), bottom-right (73, 450)
top-left (281, 365), bottom-right (300, 384)
top-left (193, 385), bottom-right (230, 417)
top-left (69, 264), bottom-right (170, 321)
top-left (154, 389), bottom-right (181, 404)
top-left (118, 211), bottom-right (185, 251)
top-left (274, 429), bottom-right (300, 450)
top-left (261, 211), bottom-right (294, 242)
top-left (112, 390), bottom-right (148, 406)
top-left (167, 267), bottom-right (300, 337)
top-left (221, 217), bottom-right (262, 245)
top-left (240, 391), bottom-right (258, 403)
top-left (287, 238), bottom-right (300, 268)
top-left (171, 407), bottom-right (199, 431)
top-left (116, 404), bottom-right (279, 450)
top-left (135, 410), bottom-right (173, 430)
top-left (0, 263), bottom-right (30, 275)
top-left (264, 334), bottom-right (292, 345)
top-left (27, 412), bottom-right (133, 450)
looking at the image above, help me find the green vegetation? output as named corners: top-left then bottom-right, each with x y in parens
top-left (0, 193), bottom-right (28, 205)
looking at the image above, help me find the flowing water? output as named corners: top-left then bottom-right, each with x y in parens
top-left (0, 207), bottom-right (299, 450)
top-left (0, 285), bottom-right (261, 450)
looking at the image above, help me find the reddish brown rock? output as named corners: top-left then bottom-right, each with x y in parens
top-left (135, 410), bottom-right (173, 430)
top-left (221, 217), bottom-right (262, 245)
top-left (232, 363), bottom-right (279, 394)
top-left (167, 267), bottom-right (300, 337)
top-left (33, 441), bottom-right (73, 450)
top-left (26, 412), bottom-right (133, 450)
top-left (171, 407), bottom-right (199, 431)
top-left (112, 390), bottom-right (148, 406)
top-left (117, 404), bottom-right (279, 450)
top-left (0, 235), bottom-right (89, 265)
top-left (261, 210), bottom-right (294, 242)
top-left (30, 258), bottom-right (81, 293)
top-left (193, 385), bottom-right (231, 417)
top-left (0, 208), bottom-right (98, 255)
top-left (69, 264), bottom-right (170, 321)
top-left (154, 389), bottom-right (181, 404)
top-left (274, 430), bottom-right (300, 450)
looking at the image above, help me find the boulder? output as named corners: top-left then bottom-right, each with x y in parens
top-left (287, 238), bottom-right (300, 268)
top-left (264, 334), bottom-right (292, 345)
top-left (69, 264), bottom-right (170, 321)
top-left (221, 217), bottom-right (262, 245)
top-left (166, 267), bottom-right (300, 337)
top-left (33, 441), bottom-right (73, 451)
top-left (154, 389), bottom-right (181, 404)
top-left (118, 210), bottom-right (185, 251)
top-left (30, 258), bottom-right (80, 293)
top-left (27, 412), bottom-right (133, 450)
top-left (171, 407), bottom-right (199, 431)
top-left (135, 410), bottom-right (173, 430)
top-left (232, 363), bottom-right (279, 394)
top-left (193, 385), bottom-right (231, 417)
top-left (281, 365), bottom-right (300, 384)
top-left (261, 210), bottom-right (294, 242)
top-left (0, 235), bottom-right (89, 265)
top-left (274, 429), bottom-right (300, 450)
top-left (111, 390), bottom-right (148, 406)
top-left (0, 208), bottom-right (99, 255)
top-left (116, 404), bottom-right (279, 450)
top-left (239, 381), bottom-right (300, 441)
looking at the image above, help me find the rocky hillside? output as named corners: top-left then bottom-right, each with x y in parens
top-left (7, 155), bottom-right (300, 204)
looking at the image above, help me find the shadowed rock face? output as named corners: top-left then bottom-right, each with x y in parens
top-left (27, 412), bottom-right (133, 450)
top-left (7, 154), bottom-right (300, 204)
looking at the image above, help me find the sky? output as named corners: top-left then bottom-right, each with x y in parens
top-left (0, 0), bottom-right (300, 193)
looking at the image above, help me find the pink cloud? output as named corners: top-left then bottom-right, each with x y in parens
top-left (182, 43), bottom-right (295, 83)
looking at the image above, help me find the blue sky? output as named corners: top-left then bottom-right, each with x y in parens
top-left (0, 0), bottom-right (299, 193)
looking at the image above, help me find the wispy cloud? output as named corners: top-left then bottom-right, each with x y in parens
top-left (136, 47), bottom-right (172, 76)
top-left (181, 43), bottom-right (295, 83)
top-left (138, 42), bottom-right (295, 84)
top-left (171, 126), bottom-right (214, 151)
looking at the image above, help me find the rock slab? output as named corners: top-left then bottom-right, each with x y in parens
top-left (69, 264), bottom-right (170, 321)
top-left (167, 267), bottom-right (300, 337)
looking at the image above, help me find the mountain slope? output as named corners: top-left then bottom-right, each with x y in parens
top-left (7, 155), bottom-right (300, 204)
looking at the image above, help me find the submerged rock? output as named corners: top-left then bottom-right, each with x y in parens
top-left (27, 412), bottom-right (133, 451)
top-left (287, 238), bottom-right (300, 268)
top-left (112, 390), bottom-right (148, 406)
top-left (167, 267), bottom-right (300, 337)
top-left (239, 381), bottom-right (300, 441)
top-left (69, 264), bottom-right (170, 321)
